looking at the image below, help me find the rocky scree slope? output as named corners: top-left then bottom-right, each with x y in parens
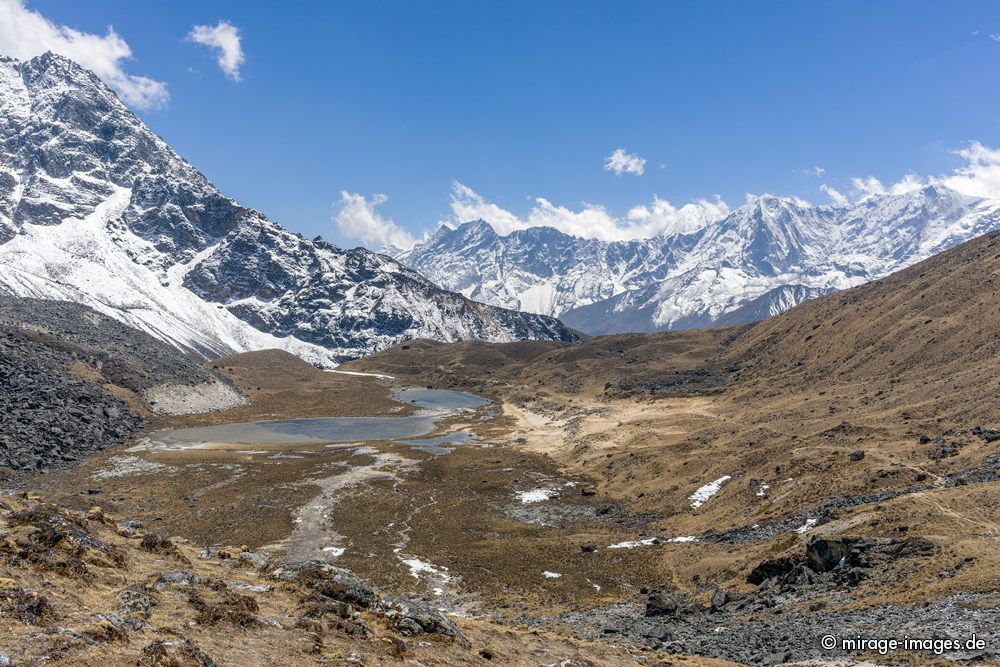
top-left (0, 296), bottom-right (242, 473)
top-left (396, 186), bottom-right (1000, 335)
top-left (0, 53), bottom-right (577, 366)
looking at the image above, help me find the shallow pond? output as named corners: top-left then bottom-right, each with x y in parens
top-left (134, 388), bottom-right (488, 452)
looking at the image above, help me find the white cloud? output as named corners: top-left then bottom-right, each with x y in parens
top-left (804, 166), bottom-right (826, 177)
top-left (343, 141), bottom-right (1000, 250)
top-left (936, 142), bottom-right (1000, 200)
top-left (448, 181), bottom-right (525, 234)
top-left (448, 181), bottom-right (728, 241)
top-left (604, 148), bottom-right (646, 176)
top-left (334, 191), bottom-right (415, 250)
top-left (0, 0), bottom-right (168, 109)
top-left (851, 173), bottom-right (924, 199)
top-left (626, 195), bottom-right (730, 236)
top-left (829, 142), bottom-right (1000, 204)
top-left (850, 175), bottom-right (888, 198)
top-left (820, 184), bottom-right (849, 206)
top-left (187, 20), bottom-right (244, 81)
top-left (990, 33), bottom-right (1000, 42)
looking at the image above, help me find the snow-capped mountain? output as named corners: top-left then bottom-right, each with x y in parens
top-left (0, 53), bottom-right (577, 365)
top-left (395, 220), bottom-right (700, 318)
top-left (398, 188), bottom-right (1000, 334)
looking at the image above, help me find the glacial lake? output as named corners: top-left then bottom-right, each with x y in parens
top-left (134, 387), bottom-right (488, 452)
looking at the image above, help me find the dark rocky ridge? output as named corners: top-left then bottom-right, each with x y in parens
top-left (0, 296), bottom-right (230, 392)
top-left (0, 329), bottom-right (140, 473)
top-left (0, 296), bottom-right (237, 474)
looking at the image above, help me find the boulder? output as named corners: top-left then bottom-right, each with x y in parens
top-left (805, 537), bottom-right (856, 571)
top-left (747, 557), bottom-right (800, 585)
top-left (388, 599), bottom-right (468, 647)
top-left (270, 562), bottom-right (376, 608)
top-left (644, 591), bottom-right (693, 618)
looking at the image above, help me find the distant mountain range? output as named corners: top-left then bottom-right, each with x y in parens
top-left (0, 53), bottom-right (577, 366)
top-left (395, 186), bottom-right (1000, 334)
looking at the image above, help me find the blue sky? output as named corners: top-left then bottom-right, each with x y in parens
top-left (7, 0), bottom-right (1000, 247)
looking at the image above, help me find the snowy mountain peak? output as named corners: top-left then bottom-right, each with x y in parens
top-left (399, 184), bottom-right (1000, 335)
top-left (0, 54), bottom-right (578, 365)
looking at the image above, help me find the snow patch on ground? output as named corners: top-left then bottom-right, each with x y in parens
top-left (542, 571), bottom-right (562, 579)
top-left (608, 537), bottom-right (659, 549)
top-left (517, 488), bottom-right (558, 504)
top-left (608, 535), bottom-right (698, 549)
top-left (689, 475), bottom-right (732, 508)
top-left (402, 557), bottom-right (449, 580)
top-left (795, 518), bottom-right (818, 534)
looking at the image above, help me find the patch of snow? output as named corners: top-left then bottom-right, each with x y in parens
top-left (795, 518), bottom-right (818, 534)
top-left (517, 488), bottom-right (558, 504)
top-left (689, 475), bottom-right (732, 508)
top-left (608, 537), bottom-right (659, 549)
top-left (608, 535), bottom-right (698, 548)
top-left (325, 369), bottom-right (395, 380)
top-left (756, 483), bottom-right (770, 497)
top-left (402, 557), bottom-right (449, 579)
top-left (321, 546), bottom-right (345, 557)
top-left (542, 571), bottom-right (562, 579)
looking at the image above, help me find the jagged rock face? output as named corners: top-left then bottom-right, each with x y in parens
top-left (397, 189), bottom-right (1000, 335)
top-left (1, 53), bottom-right (238, 260)
top-left (396, 220), bottom-right (699, 321)
top-left (0, 53), bottom-right (577, 365)
top-left (183, 218), bottom-right (572, 354)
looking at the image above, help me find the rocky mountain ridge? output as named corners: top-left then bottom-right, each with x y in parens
top-left (396, 186), bottom-right (1000, 334)
top-left (0, 53), bottom-right (577, 366)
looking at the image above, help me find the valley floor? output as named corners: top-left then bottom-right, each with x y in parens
top-left (14, 339), bottom-right (999, 665)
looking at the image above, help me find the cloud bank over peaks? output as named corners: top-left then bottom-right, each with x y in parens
top-left (820, 142), bottom-right (1000, 205)
top-left (447, 182), bottom-right (729, 242)
top-left (334, 191), bottom-right (415, 251)
top-left (334, 142), bottom-right (1000, 251)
